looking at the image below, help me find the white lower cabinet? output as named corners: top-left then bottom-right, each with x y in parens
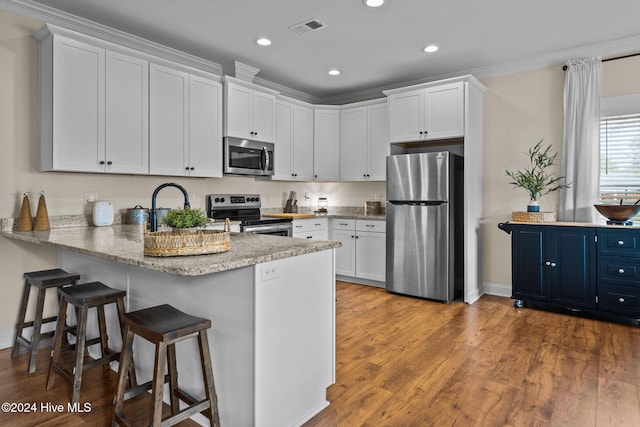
top-left (293, 218), bottom-right (329, 240)
top-left (331, 219), bottom-right (386, 284)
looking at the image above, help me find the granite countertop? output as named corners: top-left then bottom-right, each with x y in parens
top-left (1, 218), bottom-right (341, 277)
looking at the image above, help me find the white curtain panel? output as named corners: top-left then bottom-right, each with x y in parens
top-left (559, 57), bottom-right (602, 222)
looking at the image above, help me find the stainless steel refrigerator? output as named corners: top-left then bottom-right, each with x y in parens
top-left (386, 151), bottom-right (463, 303)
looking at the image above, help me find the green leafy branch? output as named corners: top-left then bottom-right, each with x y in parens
top-left (163, 207), bottom-right (207, 228)
top-left (505, 140), bottom-right (571, 201)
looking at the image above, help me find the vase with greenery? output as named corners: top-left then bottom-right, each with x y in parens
top-left (162, 207), bottom-right (208, 230)
top-left (505, 140), bottom-right (570, 212)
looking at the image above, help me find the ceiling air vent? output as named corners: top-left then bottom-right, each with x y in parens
top-left (289, 18), bottom-right (327, 35)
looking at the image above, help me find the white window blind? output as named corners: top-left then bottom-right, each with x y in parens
top-left (600, 113), bottom-right (640, 202)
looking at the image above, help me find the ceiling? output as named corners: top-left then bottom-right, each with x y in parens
top-left (21, 0), bottom-right (640, 102)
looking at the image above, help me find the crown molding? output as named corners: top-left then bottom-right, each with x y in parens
top-left (3, 0), bottom-right (640, 105)
top-left (0, 0), bottom-right (223, 75)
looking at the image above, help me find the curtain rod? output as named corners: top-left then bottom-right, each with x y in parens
top-left (562, 52), bottom-right (640, 70)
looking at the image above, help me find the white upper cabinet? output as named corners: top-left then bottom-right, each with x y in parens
top-left (313, 107), bottom-right (340, 182)
top-left (38, 33), bottom-right (151, 174)
top-left (273, 98), bottom-right (314, 181)
top-left (105, 50), bottom-right (149, 174)
top-left (339, 100), bottom-right (388, 181)
top-left (39, 35), bottom-right (149, 174)
top-left (224, 77), bottom-right (276, 143)
top-left (387, 81), bottom-right (464, 143)
top-left (35, 25), bottom-right (222, 177)
top-left (149, 64), bottom-right (222, 177)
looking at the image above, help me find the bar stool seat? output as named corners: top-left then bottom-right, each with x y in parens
top-left (113, 304), bottom-right (220, 427)
top-left (12, 268), bottom-right (80, 374)
top-left (47, 281), bottom-right (132, 405)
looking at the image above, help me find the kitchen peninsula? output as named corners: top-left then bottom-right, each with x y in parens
top-left (1, 216), bottom-right (340, 427)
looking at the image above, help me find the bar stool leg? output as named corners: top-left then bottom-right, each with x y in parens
top-left (115, 298), bottom-right (137, 388)
top-left (47, 298), bottom-right (68, 390)
top-left (198, 330), bottom-right (220, 427)
top-left (97, 305), bottom-right (110, 371)
top-left (113, 324), bottom-right (134, 417)
top-left (151, 341), bottom-right (168, 427)
top-left (11, 280), bottom-right (31, 358)
top-left (27, 287), bottom-right (47, 374)
top-left (71, 305), bottom-right (89, 405)
top-left (167, 343), bottom-right (179, 414)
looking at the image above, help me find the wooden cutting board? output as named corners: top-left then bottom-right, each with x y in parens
top-left (263, 213), bottom-right (317, 219)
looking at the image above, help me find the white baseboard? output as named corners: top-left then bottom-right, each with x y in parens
top-left (482, 282), bottom-right (512, 298)
top-left (0, 322), bottom-right (58, 350)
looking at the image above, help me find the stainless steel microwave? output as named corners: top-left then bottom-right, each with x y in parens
top-left (223, 137), bottom-right (274, 177)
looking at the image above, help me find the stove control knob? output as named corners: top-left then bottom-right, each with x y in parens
top-left (220, 197), bottom-right (225, 203)
top-left (214, 197), bottom-right (220, 203)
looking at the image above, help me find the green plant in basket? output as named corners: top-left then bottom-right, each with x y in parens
top-left (505, 140), bottom-right (570, 202)
top-left (162, 207), bottom-right (207, 228)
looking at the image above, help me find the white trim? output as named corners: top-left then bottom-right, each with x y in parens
top-left (601, 94), bottom-right (640, 116)
top-left (0, 0), bottom-right (222, 75)
top-left (482, 282), bottom-right (512, 298)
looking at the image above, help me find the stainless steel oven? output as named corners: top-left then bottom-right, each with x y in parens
top-left (206, 193), bottom-right (292, 236)
top-left (223, 137), bottom-right (274, 177)
top-left (242, 221), bottom-right (293, 237)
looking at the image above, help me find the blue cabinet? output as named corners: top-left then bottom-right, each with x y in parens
top-left (506, 224), bottom-right (596, 309)
top-left (596, 228), bottom-right (640, 316)
top-left (500, 223), bottom-right (640, 320)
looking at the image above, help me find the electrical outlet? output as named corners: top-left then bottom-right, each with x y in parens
top-left (84, 192), bottom-right (98, 203)
top-left (261, 265), bottom-right (279, 281)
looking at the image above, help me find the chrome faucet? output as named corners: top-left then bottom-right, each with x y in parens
top-left (150, 183), bottom-right (191, 232)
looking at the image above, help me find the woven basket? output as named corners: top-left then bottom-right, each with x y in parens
top-left (144, 218), bottom-right (231, 257)
top-left (512, 211), bottom-right (557, 223)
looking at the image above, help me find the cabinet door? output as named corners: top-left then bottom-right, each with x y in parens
top-left (149, 64), bottom-right (188, 176)
top-left (332, 229), bottom-right (356, 277)
top-left (355, 231), bottom-right (386, 281)
top-left (225, 82), bottom-right (253, 139)
top-left (273, 100), bottom-right (294, 180)
top-left (340, 106), bottom-right (368, 181)
top-left (387, 89), bottom-right (423, 143)
top-left (252, 90), bottom-right (276, 143)
top-left (367, 103), bottom-right (388, 181)
top-left (105, 50), bottom-right (148, 174)
top-left (313, 108), bottom-right (340, 181)
top-left (52, 36), bottom-right (105, 172)
top-left (424, 82), bottom-right (464, 140)
top-left (550, 228), bottom-right (596, 308)
top-left (511, 227), bottom-right (548, 301)
top-left (188, 75), bottom-right (222, 177)
top-left (292, 105), bottom-right (314, 181)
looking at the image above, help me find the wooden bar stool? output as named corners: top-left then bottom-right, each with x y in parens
top-left (113, 304), bottom-right (220, 427)
top-left (12, 268), bottom-right (80, 374)
top-left (47, 281), bottom-right (131, 405)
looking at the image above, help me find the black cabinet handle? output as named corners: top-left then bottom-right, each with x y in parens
top-left (99, 160), bottom-right (105, 165)
top-left (107, 161), bottom-right (112, 165)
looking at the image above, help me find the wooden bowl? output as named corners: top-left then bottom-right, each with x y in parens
top-left (593, 204), bottom-right (640, 221)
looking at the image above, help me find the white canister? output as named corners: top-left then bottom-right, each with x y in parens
top-left (93, 201), bottom-right (114, 226)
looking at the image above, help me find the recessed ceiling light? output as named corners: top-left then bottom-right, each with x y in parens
top-left (363, 0), bottom-right (384, 7)
top-left (256, 37), bottom-right (272, 46)
top-left (423, 44), bottom-right (439, 53)
top-left (328, 69), bottom-right (341, 76)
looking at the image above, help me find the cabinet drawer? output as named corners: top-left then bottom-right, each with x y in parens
top-left (598, 283), bottom-right (640, 316)
top-left (597, 229), bottom-right (640, 257)
top-left (331, 219), bottom-right (355, 231)
top-left (598, 256), bottom-right (640, 286)
top-left (293, 218), bottom-right (327, 233)
top-left (356, 220), bottom-right (386, 233)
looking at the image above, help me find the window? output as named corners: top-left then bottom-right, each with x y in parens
top-left (600, 113), bottom-right (640, 202)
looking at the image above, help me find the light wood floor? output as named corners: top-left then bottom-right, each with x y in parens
top-left (2, 281), bottom-right (640, 426)
top-left (304, 281), bottom-right (640, 427)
